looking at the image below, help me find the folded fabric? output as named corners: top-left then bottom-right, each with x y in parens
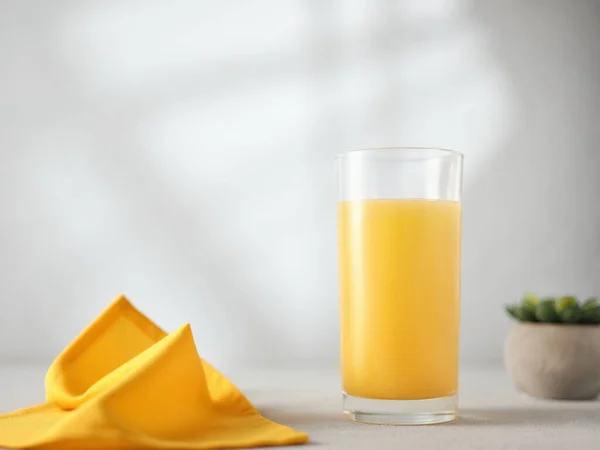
top-left (0, 295), bottom-right (308, 449)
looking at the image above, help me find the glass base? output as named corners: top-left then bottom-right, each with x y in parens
top-left (343, 392), bottom-right (457, 425)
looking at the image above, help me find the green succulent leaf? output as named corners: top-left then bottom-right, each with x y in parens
top-left (523, 292), bottom-right (539, 301)
top-left (536, 299), bottom-right (559, 323)
top-left (521, 292), bottom-right (540, 313)
top-left (507, 294), bottom-right (600, 324)
top-left (559, 304), bottom-right (582, 323)
top-left (505, 305), bottom-right (521, 321)
top-left (556, 296), bottom-right (578, 313)
top-left (581, 306), bottom-right (600, 324)
top-left (515, 306), bottom-right (537, 322)
top-left (582, 297), bottom-right (598, 310)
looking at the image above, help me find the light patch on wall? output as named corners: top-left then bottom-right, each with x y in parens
top-left (400, 0), bottom-right (467, 20)
top-left (390, 24), bottom-right (513, 181)
top-left (57, 0), bottom-right (307, 93)
top-left (135, 76), bottom-right (312, 190)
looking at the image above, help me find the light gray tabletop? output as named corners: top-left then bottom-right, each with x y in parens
top-left (1, 365), bottom-right (599, 449)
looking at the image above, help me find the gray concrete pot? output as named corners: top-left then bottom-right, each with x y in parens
top-left (504, 323), bottom-right (600, 400)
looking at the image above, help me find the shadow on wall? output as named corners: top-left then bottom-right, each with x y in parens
top-left (460, 0), bottom-right (600, 363)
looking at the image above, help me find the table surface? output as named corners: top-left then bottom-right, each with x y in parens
top-left (1, 365), bottom-right (599, 449)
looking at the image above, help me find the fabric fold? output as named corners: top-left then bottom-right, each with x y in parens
top-left (0, 295), bottom-right (308, 449)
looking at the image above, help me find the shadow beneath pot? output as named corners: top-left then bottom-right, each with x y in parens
top-left (458, 405), bottom-right (600, 426)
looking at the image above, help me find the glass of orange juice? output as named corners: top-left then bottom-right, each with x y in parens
top-left (336, 147), bottom-right (463, 425)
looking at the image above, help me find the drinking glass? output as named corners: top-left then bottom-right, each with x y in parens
top-left (336, 147), bottom-right (463, 425)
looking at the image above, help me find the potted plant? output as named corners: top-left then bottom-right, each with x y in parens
top-left (504, 294), bottom-right (600, 400)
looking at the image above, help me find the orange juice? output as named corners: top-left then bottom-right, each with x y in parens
top-left (338, 199), bottom-right (461, 400)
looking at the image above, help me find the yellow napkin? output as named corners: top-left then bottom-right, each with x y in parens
top-left (0, 295), bottom-right (308, 449)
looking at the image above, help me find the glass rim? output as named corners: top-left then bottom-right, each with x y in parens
top-left (335, 146), bottom-right (463, 159)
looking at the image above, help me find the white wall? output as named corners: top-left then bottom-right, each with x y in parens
top-left (0, 0), bottom-right (599, 370)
